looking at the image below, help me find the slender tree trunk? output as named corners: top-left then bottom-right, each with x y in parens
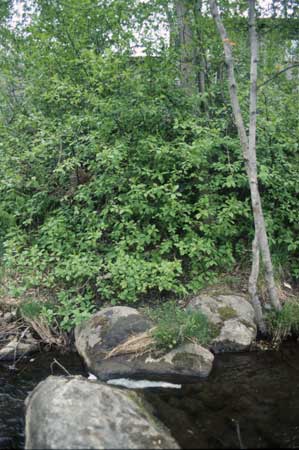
top-left (195, 0), bottom-right (205, 96)
top-left (248, 0), bottom-right (281, 312)
top-left (248, 233), bottom-right (266, 332)
top-left (174, 0), bottom-right (197, 94)
top-left (208, 0), bottom-right (281, 318)
top-left (194, 0), bottom-right (209, 114)
top-left (247, 0), bottom-right (267, 332)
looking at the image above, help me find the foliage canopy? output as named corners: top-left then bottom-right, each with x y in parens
top-left (0, 0), bottom-right (298, 329)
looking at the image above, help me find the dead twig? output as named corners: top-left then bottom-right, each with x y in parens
top-left (232, 418), bottom-right (246, 449)
top-left (50, 358), bottom-right (71, 376)
top-left (12, 326), bottom-right (30, 366)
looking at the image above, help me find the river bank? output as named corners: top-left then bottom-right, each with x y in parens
top-left (1, 289), bottom-right (299, 448)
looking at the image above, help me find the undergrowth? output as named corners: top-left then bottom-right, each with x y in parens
top-left (19, 293), bottom-right (95, 332)
top-left (266, 299), bottom-right (299, 343)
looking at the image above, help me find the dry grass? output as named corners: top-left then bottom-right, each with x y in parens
top-left (25, 316), bottom-right (67, 347)
top-left (0, 271), bottom-right (67, 348)
top-left (0, 314), bottom-right (66, 350)
top-left (104, 327), bottom-right (156, 360)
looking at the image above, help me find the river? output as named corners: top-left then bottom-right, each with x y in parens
top-left (1, 342), bottom-right (299, 449)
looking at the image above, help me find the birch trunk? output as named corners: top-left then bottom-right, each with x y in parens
top-left (248, 234), bottom-right (266, 332)
top-left (248, 0), bottom-right (281, 313)
top-left (208, 0), bottom-right (281, 318)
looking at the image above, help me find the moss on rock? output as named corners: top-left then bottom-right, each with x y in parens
top-left (218, 306), bottom-right (237, 321)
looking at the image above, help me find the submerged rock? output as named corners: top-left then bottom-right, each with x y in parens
top-left (75, 306), bottom-right (214, 381)
top-left (25, 375), bottom-right (180, 449)
top-left (187, 294), bottom-right (257, 353)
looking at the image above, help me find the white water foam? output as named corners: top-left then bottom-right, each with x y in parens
top-left (106, 378), bottom-right (182, 389)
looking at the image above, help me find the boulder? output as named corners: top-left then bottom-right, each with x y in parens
top-left (187, 294), bottom-right (257, 353)
top-left (212, 318), bottom-right (256, 353)
top-left (75, 306), bottom-right (152, 367)
top-left (0, 336), bottom-right (39, 361)
top-left (144, 343), bottom-right (214, 379)
top-left (25, 375), bottom-right (180, 449)
top-left (75, 306), bottom-right (214, 381)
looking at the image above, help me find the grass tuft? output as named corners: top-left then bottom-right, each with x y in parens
top-left (266, 299), bottom-right (299, 344)
top-left (144, 301), bottom-right (216, 352)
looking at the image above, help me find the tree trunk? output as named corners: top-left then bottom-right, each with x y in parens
top-left (194, 0), bottom-right (205, 96)
top-left (194, 0), bottom-right (209, 114)
top-left (248, 233), bottom-right (266, 332)
top-left (174, 0), bottom-right (197, 94)
top-left (208, 0), bottom-right (281, 317)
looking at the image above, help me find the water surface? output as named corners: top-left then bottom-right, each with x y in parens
top-left (1, 343), bottom-right (299, 448)
top-left (0, 351), bottom-right (86, 449)
top-left (145, 342), bottom-right (299, 449)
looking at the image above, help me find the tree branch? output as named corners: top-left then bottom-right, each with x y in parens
top-left (257, 63), bottom-right (299, 90)
top-left (208, 0), bottom-right (249, 164)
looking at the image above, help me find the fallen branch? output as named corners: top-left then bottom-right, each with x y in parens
top-left (13, 326), bottom-right (30, 365)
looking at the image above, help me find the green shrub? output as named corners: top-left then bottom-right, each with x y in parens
top-left (145, 301), bottom-right (216, 351)
top-left (20, 299), bottom-right (43, 319)
top-left (49, 291), bottom-right (96, 332)
top-left (1, 0), bottom-right (298, 332)
top-left (19, 292), bottom-right (95, 332)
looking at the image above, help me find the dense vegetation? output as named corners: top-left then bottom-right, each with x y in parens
top-left (0, 0), bottom-right (298, 331)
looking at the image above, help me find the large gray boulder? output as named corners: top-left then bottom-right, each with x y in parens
top-left (187, 294), bottom-right (257, 353)
top-left (25, 376), bottom-right (179, 449)
top-left (75, 306), bottom-right (214, 381)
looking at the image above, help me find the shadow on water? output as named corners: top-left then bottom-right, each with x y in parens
top-left (1, 343), bottom-right (299, 449)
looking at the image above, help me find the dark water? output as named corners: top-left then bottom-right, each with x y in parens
top-left (0, 352), bottom-right (86, 449)
top-left (145, 343), bottom-right (299, 449)
top-left (1, 344), bottom-right (299, 449)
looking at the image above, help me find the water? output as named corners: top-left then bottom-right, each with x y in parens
top-left (1, 343), bottom-right (299, 449)
top-left (0, 352), bottom-right (86, 449)
top-left (145, 342), bottom-right (299, 449)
